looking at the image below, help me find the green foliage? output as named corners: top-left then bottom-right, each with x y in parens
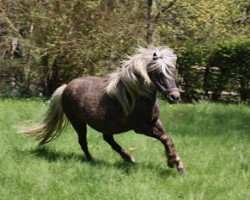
top-left (157, 0), bottom-right (250, 102)
top-left (0, 0), bottom-right (249, 99)
top-left (177, 44), bottom-right (207, 90)
top-left (0, 58), bottom-right (24, 97)
top-left (158, 0), bottom-right (249, 46)
top-left (1, 0), bottom-right (146, 95)
top-left (207, 37), bottom-right (250, 101)
top-left (0, 99), bottom-right (249, 199)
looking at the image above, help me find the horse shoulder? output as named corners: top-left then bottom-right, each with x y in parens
top-left (132, 98), bottom-right (161, 133)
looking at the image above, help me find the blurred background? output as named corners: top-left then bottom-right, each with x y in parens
top-left (0, 0), bottom-right (249, 102)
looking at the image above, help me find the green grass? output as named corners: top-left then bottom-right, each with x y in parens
top-left (0, 98), bottom-right (249, 200)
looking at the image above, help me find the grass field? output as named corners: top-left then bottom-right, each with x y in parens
top-left (0, 98), bottom-right (249, 200)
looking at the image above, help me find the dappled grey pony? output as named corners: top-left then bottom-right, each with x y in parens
top-left (22, 46), bottom-right (185, 174)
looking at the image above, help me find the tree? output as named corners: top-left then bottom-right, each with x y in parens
top-left (0, 0), bottom-right (249, 101)
top-left (0, 0), bottom-right (146, 95)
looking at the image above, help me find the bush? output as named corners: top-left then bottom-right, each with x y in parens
top-left (207, 37), bottom-right (250, 101)
top-left (176, 44), bottom-right (209, 102)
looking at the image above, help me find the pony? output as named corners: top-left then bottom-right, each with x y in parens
top-left (21, 46), bottom-right (185, 174)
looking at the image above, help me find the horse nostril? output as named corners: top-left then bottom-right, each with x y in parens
top-left (170, 95), bottom-right (180, 102)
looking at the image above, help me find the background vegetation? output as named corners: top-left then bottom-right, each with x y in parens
top-left (1, 2), bottom-right (249, 199)
top-left (0, 99), bottom-right (249, 200)
top-left (0, 0), bottom-right (249, 100)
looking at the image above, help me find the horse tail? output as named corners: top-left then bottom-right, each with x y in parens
top-left (20, 84), bottom-right (68, 146)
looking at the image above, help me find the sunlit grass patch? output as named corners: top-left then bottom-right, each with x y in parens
top-left (0, 99), bottom-right (249, 200)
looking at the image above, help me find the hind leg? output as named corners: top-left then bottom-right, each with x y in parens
top-left (70, 120), bottom-right (93, 161)
top-left (103, 134), bottom-right (135, 163)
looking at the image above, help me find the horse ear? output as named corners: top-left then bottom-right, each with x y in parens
top-left (153, 52), bottom-right (158, 60)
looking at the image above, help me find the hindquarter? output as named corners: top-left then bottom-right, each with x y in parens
top-left (62, 77), bottom-right (104, 123)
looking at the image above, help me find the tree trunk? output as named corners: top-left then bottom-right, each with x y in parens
top-left (43, 54), bottom-right (60, 96)
top-left (239, 78), bottom-right (248, 101)
top-left (203, 65), bottom-right (210, 98)
top-left (146, 0), bottom-right (177, 46)
top-left (146, 0), bottom-right (155, 45)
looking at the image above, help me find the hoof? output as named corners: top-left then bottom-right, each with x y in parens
top-left (129, 156), bottom-right (136, 163)
top-left (123, 155), bottom-right (136, 163)
top-left (177, 167), bottom-right (186, 175)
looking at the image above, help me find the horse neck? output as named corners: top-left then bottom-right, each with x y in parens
top-left (146, 89), bottom-right (157, 102)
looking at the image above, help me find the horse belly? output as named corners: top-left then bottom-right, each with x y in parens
top-left (86, 117), bottom-right (132, 134)
top-left (82, 99), bottom-right (133, 134)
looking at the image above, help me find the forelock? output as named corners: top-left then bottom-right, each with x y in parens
top-left (147, 47), bottom-right (177, 78)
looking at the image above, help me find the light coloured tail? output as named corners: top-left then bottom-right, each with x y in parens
top-left (20, 84), bottom-right (68, 145)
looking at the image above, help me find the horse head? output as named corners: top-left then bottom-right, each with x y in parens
top-left (147, 48), bottom-right (180, 103)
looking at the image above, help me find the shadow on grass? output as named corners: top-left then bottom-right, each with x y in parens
top-left (30, 147), bottom-right (176, 176)
top-left (30, 147), bottom-right (88, 162)
top-left (113, 161), bottom-right (175, 177)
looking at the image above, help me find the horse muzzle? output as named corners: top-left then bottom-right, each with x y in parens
top-left (168, 90), bottom-right (180, 103)
top-left (154, 80), bottom-right (180, 103)
top-left (165, 88), bottom-right (180, 103)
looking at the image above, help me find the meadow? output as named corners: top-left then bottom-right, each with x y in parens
top-left (0, 98), bottom-right (249, 200)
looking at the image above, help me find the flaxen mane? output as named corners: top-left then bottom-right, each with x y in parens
top-left (105, 46), bottom-right (177, 115)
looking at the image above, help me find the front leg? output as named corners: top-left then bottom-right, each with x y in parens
top-left (136, 119), bottom-right (185, 174)
top-left (154, 120), bottom-right (185, 173)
